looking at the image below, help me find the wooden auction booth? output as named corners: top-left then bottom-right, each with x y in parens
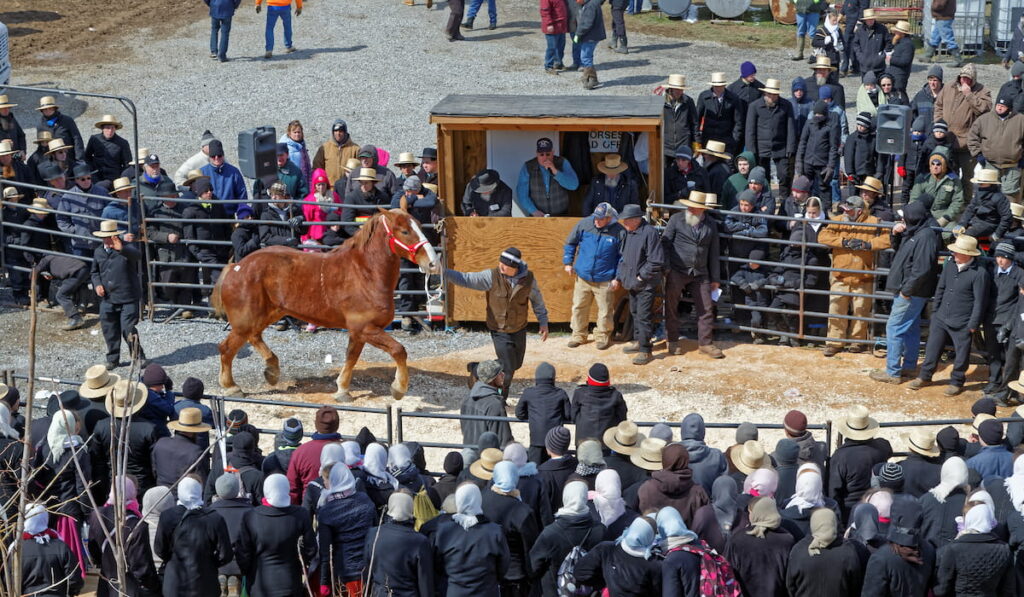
top-left (431, 95), bottom-right (663, 324)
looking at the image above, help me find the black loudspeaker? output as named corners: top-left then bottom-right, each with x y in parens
top-left (875, 105), bottom-right (911, 156)
top-left (237, 126), bottom-right (277, 179)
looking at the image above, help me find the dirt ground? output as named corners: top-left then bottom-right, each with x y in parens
top-left (2, 0), bottom-right (203, 68)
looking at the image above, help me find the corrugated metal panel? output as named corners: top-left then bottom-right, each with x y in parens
top-left (430, 95), bottom-right (664, 119)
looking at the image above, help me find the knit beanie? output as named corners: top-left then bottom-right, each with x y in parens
top-left (1013, 62), bottom-right (1024, 78)
top-left (783, 410), bottom-right (808, 435)
top-left (478, 431), bottom-right (500, 452)
top-left (181, 377), bottom-right (204, 401)
top-left (936, 425), bottom-right (963, 454)
top-left (403, 175), bottom-right (422, 191)
top-left (649, 423), bottom-right (673, 443)
top-left (443, 451), bottom-right (464, 475)
top-left (587, 363), bottom-right (610, 386)
top-left (877, 462), bottom-right (904, 491)
top-left (927, 64), bottom-right (944, 81)
top-left (972, 397), bottom-right (997, 417)
top-left (215, 473), bottom-right (240, 500)
top-left (995, 242), bottom-right (1016, 259)
top-left (911, 115), bottom-right (927, 133)
top-left (933, 119), bottom-right (949, 134)
top-left (862, 71), bottom-right (877, 85)
top-left (535, 362), bottom-right (556, 383)
top-left (735, 422), bottom-right (758, 444)
top-left (142, 364), bottom-right (171, 388)
top-left (819, 85), bottom-right (832, 100)
top-left (812, 100), bottom-right (827, 116)
top-left (315, 406), bottom-right (339, 434)
top-left (996, 91), bottom-right (1014, 109)
top-left (227, 409), bottom-right (248, 430)
top-left (737, 189), bottom-right (757, 204)
top-left (281, 418), bottom-right (303, 443)
top-left (740, 61), bottom-right (757, 78)
top-left (748, 167), bottom-right (767, 186)
top-left (499, 247), bottom-right (523, 268)
top-left (978, 420), bottom-right (1003, 446)
top-left (792, 175), bottom-right (811, 193)
top-left (856, 112), bottom-right (873, 129)
top-left (545, 426), bottom-right (571, 456)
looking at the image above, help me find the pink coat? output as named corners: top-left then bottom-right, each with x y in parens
top-left (301, 168), bottom-right (340, 242)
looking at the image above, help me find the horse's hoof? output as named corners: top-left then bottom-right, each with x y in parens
top-left (334, 390), bottom-right (353, 403)
top-left (264, 367), bottom-right (280, 386)
top-left (222, 385), bottom-right (243, 397)
top-left (391, 383), bottom-right (406, 401)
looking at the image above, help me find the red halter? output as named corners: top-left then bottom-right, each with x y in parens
top-left (380, 215), bottom-right (428, 258)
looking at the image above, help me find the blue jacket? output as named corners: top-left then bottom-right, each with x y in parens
top-left (100, 200), bottom-right (143, 236)
top-left (206, 0), bottom-right (242, 19)
top-left (563, 216), bottom-right (624, 283)
top-left (966, 445), bottom-right (1014, 480)
top-left (201, 162), bottom-right (248, 215)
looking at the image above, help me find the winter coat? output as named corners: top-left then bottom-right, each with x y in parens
top-left (932, 257), bottom-right (990, 331)
top-left (724, 526), bottom-right (795, 597)
top-left (637, 469), bottom-right (709, 524)
top-left (804, 76), bottom-right (846, 111)
top-left (662, 211), bottom-right (721, 282)
top-left (996, 79), bottom-right (1024, 115)
top-left (967, 445), bottom-right (1014, 480)
top-left (530, 513), bottom-right (605, 597)
top-left (886, 204), bottom-right (941, 298)
top-left (724, 208), bottom-right (768, 260)
top-left (920, 488), bottom-right (968, 549)
top-left (663, 95), bottom-right (699, 155)
top-left (827, 438), bottom-right (893, 522)
top-left (969, 110), bottom-right (1024, 168)
top-left (935, 532), bottom-right (1015, 596)
top-left (85, 133), bottom-right (132, 182)
top-left (32, 442), bottom-right (92, 521)
top-left (575, 0), bottom-right (606, 43)
top-left (87, 506), bottom-right (160, 597)
top-left (563, 215), bottom-right (624, 284)
top-left (20, 535), bottom-right (84, 597)
top-left (91, 416), bottom-right (159, 493)
top-left (539, 0), bottom-right (568, 34)
top-left (898, 454), bottom-right (942, 498)
top-left (430, 517), bottom-right (510, 597)
top-left (537, 455), bottom-right (578, 525)
top-left (745, 97), bottom-right (797, 160)
top-left (207, 0), bottom-right (242, 18)
top-left (912, 84), bottom-right (940, 123)
top-left (570, 383), bottom-right (627, 446)
top-left (153, 433), bottom-right (209, 488)
top-left (155, 506), bottom-right (234, 597)
top-left (843, 128), bottom-right (880, 179)
top-left (91, 242), bottom-right (143, 304)
top-left (696, 88), bottom-right (745, 152)
top-left (278, 133), bottom-right (311, 184)
top-left (665, 162), bottom-right (711, 202)
top-left (852, 21), bottom-right (891, 77)
top-left (0, 111), bottom-right (26, 154)
top-left (38, 110), bottom-right (84, 162)
top-left (462, 170), bottom-right (513, 217)
top-left (201, 161), bottom-right (248, 213)
top-left (690, 504), bottom-right (732, 554)
top-left (481, 489), bottom-right (541, 581)
top-left (182, 201), bottom-right (229, 259)
top-left (460, 381), bottom-right (513, 448)
top-left (209, 498), bottom-right (254, 576)
top-left (313, 137), bottom-right (360, 185)
top-left (785, 536), bottom-right (866, 597)
top-left (258, 202), bottom-right (302, 248)
top-left (574, 541), bottom-right (663, 597)
top-left (934, 79), bottom-right (993, 146)
top-left (605, 452), bottom-right (649, 495)
top-left (515, 378), bottom-right (571, 447)
top-left (779, 498), bottom-right (842, 539)
top-left (616, 218), bottom-right (663, 291)
top-left (796, 113), bottom-right (839, 174)
top-left (287, 437), bottom-right (339, 503)
top-left (235, 504), bottom-right (317, 597)
top-left (817, 211), bottom-right (892, 284)
top-left (911, 172), bottom-right (965, 227)
top-left (582, 174), bottom-right (639, 215)
top-left (232, 224), bottom-right (261, 261)
top-left (888, 36), bottom-right (915, 91)
top-left (861, 540), bottom-right (936, 597)
top-left (317, 491), bottom-right (377, 582)
top-left (661, 546), bottom-right (701, 597)
top-left (364, 521), bottom-right (434, 597)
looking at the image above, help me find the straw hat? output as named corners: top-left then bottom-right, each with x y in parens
top-left (79, 365), bottom-right (121, 399)
top-left (0, 95), bottom-right (16, 109)
top-left (810, 56), bottom-right (837, 71)
top-left (1011, 372), bottom-right (1024, 395)
top-left (94, 114), bottom-right (123, 130)
top-left (36, 96), bottom-right (59, 111)
top-left (3, 187), bottom-right (23, 201)
top-left (836, 405), bottom-right (879, 440)
top-left (34, 131), bottom-right (53, 145)
top-left (92, 220), bottom-right (125, 238)
top-left (761, 78), bottom-right (782, 94)
top-left (708, 72), bottom-right (728, 86)
top-left (972, 413), bottom-right (995, 430)
top-left (45, 138), bottom-right (72, 155)
top-left (855, 176), bottom-right (884, 195)
top-left (109, 177), bottom-right (134, 195)
top-left (27, 198), bottom-right (51, 215)
top-left (469, 447), bottom-right (503, 480)
top-left (699, 140), bottom-right (732, 160)
top-left (705, 193), bottom-right (721, 208)
top-left (168, 407), bottom-right (212, 433)
top-left (903, 428), bottom-right (940, 458)
top-left (597, 153), bottom-right (628, 176)
top-left (603, 421), bottom-right (646, 455)
top-left (133, 147), bottom-right (150, 165)
top-left (630, 438), bottom-right (666, 471)
top-left (861, 8), bottom-right (877, 19)
top-left (892, 20), bottom-right (912, 35)
top-left (946, 234), bottom-right (981, 257)
top-left (353, 167), bottom-right (380, 182)
top-left (677, 190), bottom-right (710, 210)
top-left (0, 139), bottom-right (16, 157)
top-left (664, 74), bottom-right (687, 90)
top-left (182, 169), bottom-right (209, 187)
top-left (733, 440), bottom-right (772, 474)
top-left (343, 158), bottom-right (361, 173)
top-left (104, 379), bottom-right (148, 417)
top-left (1011, 203), bottom-right (1024, 221)
top-left (970, 168), bottom-right (1001, 186)
top-left (422, 182), bottom-right (439, 195)
top-left (394, 152), bottom-right (419, 166)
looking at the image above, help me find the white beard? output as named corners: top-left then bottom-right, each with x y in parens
top-left (816, 75), bottom-right (828, 87)
top-left (685, 212), bottom-right (702, 227)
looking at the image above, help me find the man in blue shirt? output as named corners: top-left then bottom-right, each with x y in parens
top-left (562, 202), bottom-right (623, 349)
top-left (515, 137), bottom-right (579, 217)
top-left (200, 139), bottom-right (247, 215)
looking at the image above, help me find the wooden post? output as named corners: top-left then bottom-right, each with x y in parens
top-left (10, 270), bottom-right (39, 594)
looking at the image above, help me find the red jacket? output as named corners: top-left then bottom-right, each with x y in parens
top-left (286, 438), bottom-right (338, 503)
top-left (540, 0), bottom-right (569, 34)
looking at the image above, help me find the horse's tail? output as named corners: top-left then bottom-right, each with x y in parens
top-left (209, 268), bottom-right (227, 320)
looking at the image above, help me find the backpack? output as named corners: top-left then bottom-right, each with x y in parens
top-left (412, 487), bottom-right (438, 531)
top-left (557, 527), bottom-right (599, 597)
top-left (667, 540), bottom-right (742, 597)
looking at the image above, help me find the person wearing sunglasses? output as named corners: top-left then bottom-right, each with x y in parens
top-left (909, 146), bottom-right (964, 234)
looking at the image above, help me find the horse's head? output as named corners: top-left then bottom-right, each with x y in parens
top-left (377, 208), bottom-right (440, 274)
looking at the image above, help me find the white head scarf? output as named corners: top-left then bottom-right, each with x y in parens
top-left (387, 492), bottom-right (414, 522)
top-left (324, 462), bottom-right (356, 498)
top-left (503, 442), bottom-right (538, 477)
top-left (263, 474), bottom-right (290, 508)
top-left (341, 441), bottom-right (362, 466)
top-left (0, 403), bottom-right (18, 440)
top-left (452, 483), bottom-right (483, 530)
top-left (363, 443), bottom-right (399, 489)
top-left (142, 486), bottom-right (174, 527)
top-left (960, 503), bottom-right (997, 535)
top-left (556, 481), bottom-right (590, 518)
top-left (46, 410), bottom-right (80, 465)
top-left (1004, 456), bottom-right (1024, 514)
top-left (929, 457), bottom-right (968, 503)
top-left (177, 478), bottom-right (204, 511)
top-left (320, 443), bottom-right (344, 468)
top-left (786, 467), bottom-right (825, 513)
top-left (592, 469), bottom-right (626, 526)
top-left (24, 503), bottom-right (48, 536)
top-left (388, 444), bottom-right (413, 469)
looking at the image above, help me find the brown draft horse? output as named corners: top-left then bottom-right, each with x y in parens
top-left (211, 208), bottom-right (439, 401)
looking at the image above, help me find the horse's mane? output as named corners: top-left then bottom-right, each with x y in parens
top-left (332, 211), bottom-right (384, 253)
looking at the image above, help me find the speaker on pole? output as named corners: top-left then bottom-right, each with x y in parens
top-left (237, 126), bottom-right (277, 180)
top-left (875, 105), bottom-right (911, 156)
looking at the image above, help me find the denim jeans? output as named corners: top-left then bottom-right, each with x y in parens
top-left (544, 33), bottom-right (565, 68)
top-left (796, 12), bottom-right (819, 38)
top-left (210, 17), bottom-right (232, 58)
top-left (628, 0), bottom-right (642, 13)
top-left (580, 40), bottom-right (597, 68)
top-left (885, 294), bottom-right (927, 376)
top-left (929, 19), bottom-right (958, 50)
top-left (265, 5), bottom-right (292, 52)
top-left (466, 0), bottom-right (497, 25)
